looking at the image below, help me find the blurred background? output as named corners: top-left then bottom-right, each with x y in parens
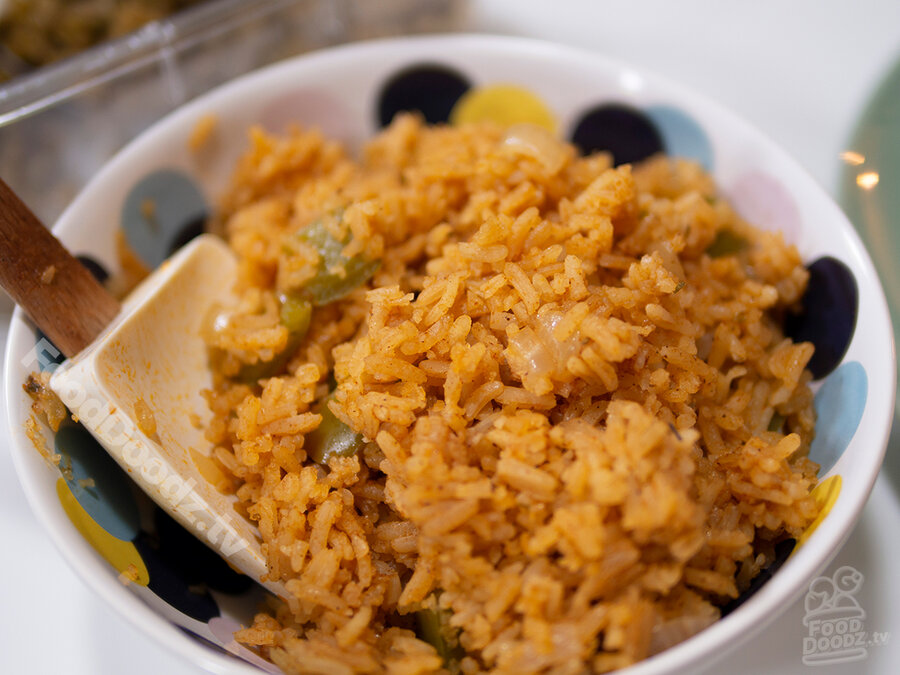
top-left (1, 1), bottom-right (898, 673)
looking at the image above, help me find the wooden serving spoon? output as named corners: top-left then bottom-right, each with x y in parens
top-left (0, 178), bottom-right (282, 594)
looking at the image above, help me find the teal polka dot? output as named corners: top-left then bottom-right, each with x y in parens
top-left (55, 422), bottom-right (140, 541)
top-left (646, 105), bottom-right (713, 169)
top-left (121, 169), bottom-right (208, 269)
top-left (809, 361), bottom-right (866, 474)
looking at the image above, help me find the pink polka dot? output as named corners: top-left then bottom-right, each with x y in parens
top-left (209, 616), bottom-right (284, 674)
top-left (727, 172), bottom-right (802, 243)
top-left (258, 88), bottom-right (355, 141)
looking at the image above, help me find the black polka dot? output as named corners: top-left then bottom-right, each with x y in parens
top-left (570, 104), bottom-right (664, 165)
top-left (784, 257), bottom-right (858, 379)
top-left (377, 64), bottom-right (470, 127)
top-left (720, 538), bottom-right (795, 617)
top-left (167, 215), bottom-right (207, 257)
top-left (153, 507), bottom-right (253, 595)
top-left (134, 530), bottom-right (220, 623)
top-left (76, 255), bottom-right (110, 283)
top-left (129, 504), bottom-right (260, 623)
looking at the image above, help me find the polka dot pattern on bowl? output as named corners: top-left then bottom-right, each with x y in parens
top-left (645, 105), bottom-right (714, 170)
top-left (56, 478), bottom-right (149, 585)
top-left (48, 404), bottom-right (263, 657)
top-left (121, 169), bottom-right (208, 269)
top-left (32, 175), bottom-right (269, 665)
top-left (809, 362), bottom-right (866, 474)
top-left (377, 64), bottom-right (471, 127)
top-left (54, 421), bottom-right (140, 540)
top-left (450, 84), bottom-right (557, 131)
top-left (259, 88), bottom-right (355, 139)
top-left (728, 171), bottom-right (802, 243)
top-left (795, 475), bottom-right (843, 550)
top-left (18, 53), bottom-right (878, 669)
top-left (784, 257), bottom-right (858, 379)
top-left (720, 538), bottom-right (796, 617)
top-left (570, 103), bottom-right (664, 165)
top-left (375, 70), bottom-right (720, 171)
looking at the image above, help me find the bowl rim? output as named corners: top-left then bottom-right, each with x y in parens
top-left (4, 32), bottom-right (896, 675)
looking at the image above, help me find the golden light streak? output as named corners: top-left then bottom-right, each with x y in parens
top-left (840, 150), bottom-right (865, 166)
top-left (856, 171), bottom-right (879, 190)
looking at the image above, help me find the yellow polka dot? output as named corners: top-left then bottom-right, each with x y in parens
top-left (450, 84), bottom-right (556, 132)
top-left (794, 475), bottom-right (842, 552)
top-left (56, 479), bottom-right (149, 586)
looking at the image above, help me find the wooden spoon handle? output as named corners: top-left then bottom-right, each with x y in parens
top-left (0, 178), bottom-right (120, 358)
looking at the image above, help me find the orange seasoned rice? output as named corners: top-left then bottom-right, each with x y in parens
top-left (201, 114), bottom-right (820, 673)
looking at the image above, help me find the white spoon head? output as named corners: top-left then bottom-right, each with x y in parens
top-left (49, 234), bottom-right (279, 593)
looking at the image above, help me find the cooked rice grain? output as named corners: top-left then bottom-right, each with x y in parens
top-left (203, 115), bottom-right (819, 673)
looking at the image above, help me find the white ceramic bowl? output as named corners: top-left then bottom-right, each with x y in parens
top-left (4, 35), bottom-right (895, 675)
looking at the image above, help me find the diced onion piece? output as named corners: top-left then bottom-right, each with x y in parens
top-left (502, 123), bottom-right (569, 174)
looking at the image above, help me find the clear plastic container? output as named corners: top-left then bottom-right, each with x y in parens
top-left (0, 0), bottom-right (460, 224)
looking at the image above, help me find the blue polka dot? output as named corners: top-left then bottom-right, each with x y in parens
top-left (34, 330), bottom-right (65, 373)
top-left (809, 362), bottom-right (866, 474)
top-left (645, 105), bottom-right (713, 169)
top-left (784, 257), bottom-right (858, 379)
top-left (55, 422), bottom-right (141, 541)
top-left (121, 170), bottom-right (208, 269)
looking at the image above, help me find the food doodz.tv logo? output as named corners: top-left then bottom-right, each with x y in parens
top-left (802, 565), bottom-right (889, 665)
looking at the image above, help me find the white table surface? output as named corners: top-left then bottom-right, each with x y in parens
top-left (2, 1), bottom-right (900, 673)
